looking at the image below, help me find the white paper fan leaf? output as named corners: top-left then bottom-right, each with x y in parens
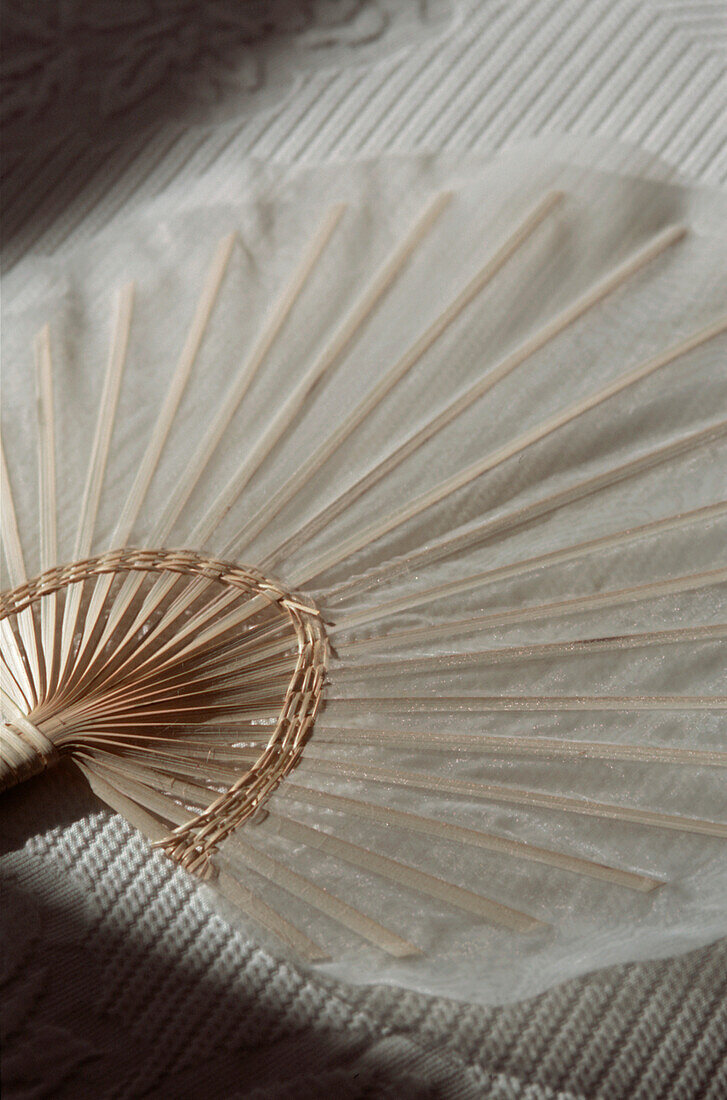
top-left (1, 146), bottom-right (726, 1004)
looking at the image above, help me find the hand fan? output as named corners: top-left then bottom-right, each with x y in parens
top-left (2, 146), bottom-right (726, 1004)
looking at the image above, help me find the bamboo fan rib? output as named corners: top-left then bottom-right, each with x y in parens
top-left (1, 151), bottom-right (726, 1002)
top-left (2, 550), bottom-right (326, 876)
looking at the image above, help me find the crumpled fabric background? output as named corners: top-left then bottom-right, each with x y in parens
top-left (2, 2), bottom-right (726, 1097)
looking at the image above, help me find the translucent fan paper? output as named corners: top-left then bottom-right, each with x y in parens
top-left (2, 141), bottom-right (726, 1004)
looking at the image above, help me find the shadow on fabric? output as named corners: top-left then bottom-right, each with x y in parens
top-left (1, 1), bottom-right (360, 269)
top-left (0, 765), bottom-right (470, 1099)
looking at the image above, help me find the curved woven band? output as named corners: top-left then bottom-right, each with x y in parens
top-left (1, 548), bottom-right (328, 876)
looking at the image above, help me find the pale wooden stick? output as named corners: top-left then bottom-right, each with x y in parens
top-left (86, 586), bottom-right (271, 695)
top-left (283, 783), bottom-right (663, 892)
top-left (336, 565), bottom-right (727, 651)
top-left (189, 195), bottom-right (451, 548)
top-left (58, 642), bottom-right (288, 734)
top-left (152, 204), bottom-right (349, 546)
top-left (79, 570), bottom-right (251, 695)
top-left (62, 573), bottom-right (243, 702)
top-left (96, 205), bottom-right (345, 678)
top-left (58, 693), bottom-right (284, 727)
top-left (62, 531), bottom-right (277, 703)
top-left (61, 693), bottom-right (288, 732)
top-left (147, 595), bottom-right (281, 669)
top-left (113, 232), bottom-right (237, 546)
top-left (326, 417), bottom-right (727, 603)
top-left (126, 634), bottom-right (296, 692)
top-left (78, 758), bottom-right (173, 843)
top-left (75, 284), bottom-right (135, 558)
top-left (293, 311), bottom-right (725, 586)
top-left (70, 233), bottom-right (236, 685)
top-left (50, 683), bottom-right (293, 736)
top-left (74, 573), bottom-right (205, 693)
top-left (0, 440), bottom-right (27, 588)
top-left (34, 325), bottom-right (58, 699)
top-left (78, 442), bottom-right (312, 691)
top-left (83, 659), bottom-right (294, 714)
top-left (226, 191), bottom-right (561, 558)
top-left (0, 631), bottom-right (33, 711)
top-left (268, 812), bottom-right (544, 933)
top-left (0, 446), bottom-right (38, 706)
top-left (79, 755), bottom-right (202, 826)
top-left (0, 625), bottom-right (35, 714)
top-left (309, 728), bottom-right (727, 767)
top-left (91, 726), bottom-right (325, 968)
top-left (57, 732), bottom-right (267, 756)
top-left (128, 577), bottom-right (298, 674)
top-left (214, 865), bottom-right (330, 961)
top-left (34, 325), bottom-right (57, 572)
top-left (293, 760), bottom-right (727, 838)
top-left (93, 734), bottom-right (271, 754)
top-left (0, 609), bottom-right (40, 702)
top-left (227, 834), bottom-right (422, 956)
top-left (80, 745), bottom-right (255, 791)
top-left (59, 699), bottom-right (281, 734)
top-left (78, 749), bottom-right (231, 802)
top-left (69, 641), bottom-right (295, 716)
top-left (275, 224), bottom-right (687, 578)
top-left (1, 700), bottom-right (57, 768)
top-left (57, 283), bottom-right (134, 684)
top-left (72, 616), bottom-right (293, 713)
top-left (77, 205), bottom-right (346, 686)
top-left (334, 623), bottom-right (727, 675)
top-left (81, 763), bottom-right (312, 956)
top-left (326, 694), bottom-right (727, 712)
top-left (83, 531), bottom-right (312, 695)
top-left (334, 499), bottom-right (727, 631)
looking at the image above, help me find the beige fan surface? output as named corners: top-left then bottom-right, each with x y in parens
top-left (1, 146), bottom-right (726, 1003)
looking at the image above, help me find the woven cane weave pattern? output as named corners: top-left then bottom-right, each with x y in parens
top-left (1, 549), bottom-right (328, 874)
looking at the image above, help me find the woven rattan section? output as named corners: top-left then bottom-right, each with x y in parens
top-left (0, 548), bottom-right (328, 874)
